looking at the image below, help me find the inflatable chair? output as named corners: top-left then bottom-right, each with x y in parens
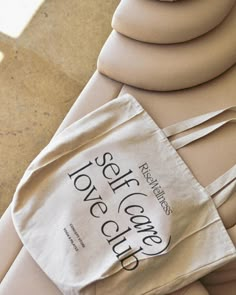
top-left (0, 0), bottom-right (236, 294)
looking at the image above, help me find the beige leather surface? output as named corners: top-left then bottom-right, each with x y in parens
top-left (172, 281), bottom-right (209, 295)
top-left (0, 247), bottom-right (60, 295)
top-left (113, 0), bottom-right (236, 44)
top-left (99, 3), bottom-right (236, 91)
top-left (11, 93), bottom-right (236, 295)
top-left (0, 70), bottom-right (236, 294)
top-left (203, 281), bottom-right (236, 295)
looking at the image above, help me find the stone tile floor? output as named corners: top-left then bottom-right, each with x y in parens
top-left (0, 0), bottom-right (119, 216)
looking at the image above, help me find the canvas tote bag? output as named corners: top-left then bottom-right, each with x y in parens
top-left (11, 94), bottom-right (236, 295)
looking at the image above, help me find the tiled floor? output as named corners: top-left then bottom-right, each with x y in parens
top-left (0, 0), bottom-right (119, 216)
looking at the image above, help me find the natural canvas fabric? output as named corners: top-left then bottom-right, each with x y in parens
top-left (12, 94), bottom-right (236, 295)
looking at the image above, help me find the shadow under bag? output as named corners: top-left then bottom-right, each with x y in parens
top-left (11, 94), bottom-right (236, 295)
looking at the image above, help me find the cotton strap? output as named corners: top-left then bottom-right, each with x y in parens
top-left (162, 105), bottom-right (236, 204)
top-left (212, 180), bottom-right (236, 208)
top-left (171, 119), bottom-right (236, 150)
top-left (170, 119), bottom-right (236, 201)
top-left (205, 165), bottom-right (236, 197)
top-left (162, 105), bottom-right (236, 138)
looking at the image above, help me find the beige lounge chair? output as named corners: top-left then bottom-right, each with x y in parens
top-left (0, 0), bottom-right (235, 294)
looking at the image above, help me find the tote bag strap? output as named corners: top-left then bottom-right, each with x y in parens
top-left (170, 118), bottom-right (236, 150)
top-left (205, 165), bottom-right (236, 197)
top-left (170, 119), bottom-right (236, 203)
top-left (162, 106), bottom-right (236, 206)
top-left (162, 105), bottom-right (236, 137)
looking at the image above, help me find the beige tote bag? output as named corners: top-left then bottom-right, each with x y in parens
top-left (12, 94), bottom-right (236, 295)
